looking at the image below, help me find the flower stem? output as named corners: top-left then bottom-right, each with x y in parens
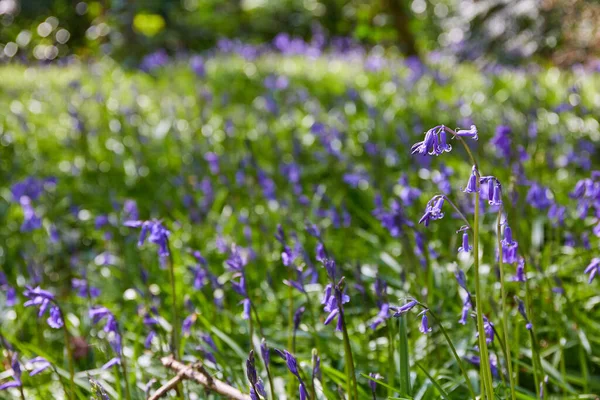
top-left (525, 279), bottom-right (542, 397)
top-left (426, 309), bottom-right (476, 399)
top-left (339, 307), bottom-right (358, 400)
top-left (397, 314), bottom-right (411, 398)
top-left (166, 245), bottom-right (180, 360)
top-left (474, 189), bottom-right (495, 399)
top-left (387, 318), bottom-right (396, 398)
top-left (59, 309), bottom-right (75, 400)
top-left (496, 210), bottom-right (516, 400)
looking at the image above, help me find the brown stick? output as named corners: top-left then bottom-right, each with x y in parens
top-left (148, 356), bottom-right (250, 400)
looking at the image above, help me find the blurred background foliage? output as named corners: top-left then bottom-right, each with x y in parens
top-left (0, 0), bottom-right (599, 67)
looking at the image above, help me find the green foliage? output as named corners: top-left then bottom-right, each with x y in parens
top-left (0, 54), bottom-right (599, 399)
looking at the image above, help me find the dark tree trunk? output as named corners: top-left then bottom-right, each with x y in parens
top-left (385, 0), bottom-right (420, 58)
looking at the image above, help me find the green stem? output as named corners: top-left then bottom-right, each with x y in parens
top-left (426, 310), bottom-right (476, 399)
top-left (524, 280), bottom-right (541, 397)
top-left (166, 245), bottom-right (180, 360)
top-left (387, 318), bottom-right (396, 398)
top-left (340, 313), bottom-right (358, 400)
top-left (166, 244), bottom-right (184, 400)
top-left (497, 210), bottom-right (516, 400)
top-left (59, 309), bottom-right (75, 400)
top-left (398, 314), bottom-right (411, 398)
top-left (474, 189), bottom-right (495, 400)
top-left (287, 269), bottom-right (294, 398)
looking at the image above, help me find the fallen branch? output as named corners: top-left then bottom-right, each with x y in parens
top-left (148, 356), bottom-right (250, 400)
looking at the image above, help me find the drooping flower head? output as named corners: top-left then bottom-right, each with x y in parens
top-left (515, 296), bottom-right (532, 330)
top-left (23, 286), bottom-right (63, 329)
top-left (458, 231), bottom-right (472, 253)
top-left (321, 283), bottom-right (350, 331)
top-left (419, 196), bottom-right (445, 227)
top-left (0, 353), bottom-right (21, 390)
top-left (501, 225), bottom-right (519, 264)
top-left (514, 257), bottom-right (526, 282)
top-left (89, 306), bottom-right (122, 369)
top-left (419, 311), bottom-right (432, 334)
top-left (368, 373), bottom-right (382, 398)
top-left (584, 258), bottom-right (600, 283)
top-left (463, 166), bottom-right (478, 193)
top-left (124, 219), bottom-right (171, 258)
top-left (391, 300), bottom-right (417, 317)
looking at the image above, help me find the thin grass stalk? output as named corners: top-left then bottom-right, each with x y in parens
top-left (496, 209), bottom-right (516, 400)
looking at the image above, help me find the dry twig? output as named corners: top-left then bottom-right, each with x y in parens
top-left (148, 356), bottom-right (250, 400)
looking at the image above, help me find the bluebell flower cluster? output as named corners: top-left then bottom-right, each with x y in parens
top-left (89, 306), bottom-right (122, 369)
top-left (23, 286), bottom-right (63, 329)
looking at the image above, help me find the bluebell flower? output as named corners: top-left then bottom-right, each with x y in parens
top-left (501, 225), bottom-right (519, 264)
top-left (124, 219), bottom-right (171, 257)
top-left (205, 152), bottom-right (220, 175)
top-left (491, 125), bottom-right (512, 159)
top-left (0, 354), bottom-right (21, 390)
top-left (526, 183), bottom-right (552, 209)
top-left (89, 306), bottom-right (122, 369)
top-left (459, 297), bottom-right (471, 325)
top-left (373, 196), bottom-right (414, 237)
top-left (514, 257), bottom-right (526, 282)
top-left (368, 373), bottom-right (382, 398)
top-left (11, 177), bottom-right (55, 201)
top-left (305, 221), bottom-right (321, 239)
top-left (419, 312), bottom-right (432, 334)
top-left (465, 355), bottom-right (499, 378)
top-left (140, 49), bottom-right (169, 72)
top-left (0, 273), bottom-right (16, 307)
top-left (411, 125), bottom-right (446, 156)
top-left (476, 316), bottom-right (495, 345)
top-left (515, 296), bottom-right (532, 330)
top-left (246, 350), bottom-right (258, 387)
top-left (72, 278), bottom-right (101, 299)
top-left (419, 196), bottom-right (445, 226)
top-left (455, 269), bottom-right (468, 291)
top-left (28, 357), bottom-right (52, 376)
top-left (95, 215), bottom-right (109, 230)
top-left (47, 306), bottom-right (64, 329)
top-left (293, 306), bottom-right (305, 331)
top-left (321, 284), bottom-right (349, 331)
top-left (463, 166), bottom-right (478, 193)
top-left (19, 196), bottom-right (42, 232)
top-left (370, 303), bottom-right (390, 330)
top-left (190, 55), bottom-right (205, 77)
top-left (548, 203), bottom-right (566, 226)
top-left (261, 338), bottom-right (270, 366)
top-left (458, 232), bottom-right (472, 253)
top-left (182, 313), bottom-right (196, 337)
top-left (391, 300), bottom-right (417, 317)
top-left (455, 125), bottom-right (478, 140)
top-left (23, 286), bottom-right (63, 328)
top-left (397, 174), bottom-right (421, 206)
top-left (370, 278), bottom-right (390, 329)
top-left (584, 258), bottom-right (600, 283)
